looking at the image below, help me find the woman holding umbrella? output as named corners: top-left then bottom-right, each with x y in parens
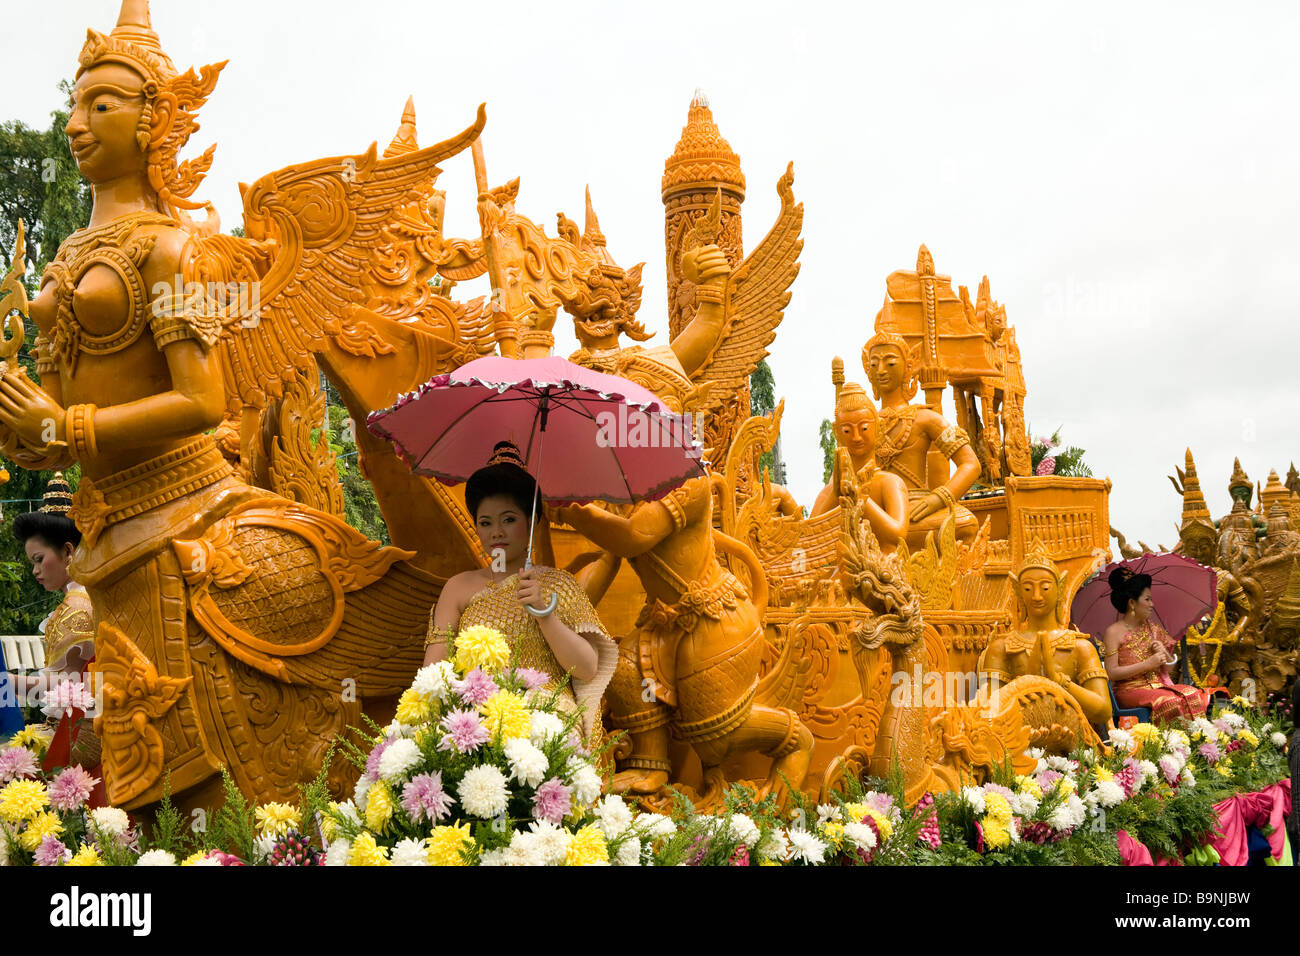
top-left (423, 441), bottom-right (616, 746)
top-left (1103, 567), bottom-right (1214, 721)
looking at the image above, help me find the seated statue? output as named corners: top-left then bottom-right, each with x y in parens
top-left (862, 328), bottom-right (980, 550)
top-left (979, 541), bottom-right (1112, 731)
top-left (810, 379), bottom-right (909, 552)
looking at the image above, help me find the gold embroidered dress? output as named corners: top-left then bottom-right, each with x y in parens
top-left (38, 582), bottom-right (101, 769)
top-left (445, 567), bottom-right (617, 742)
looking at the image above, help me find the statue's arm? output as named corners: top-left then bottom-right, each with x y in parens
top-left (1070, 641), bottom-right (1114, 726)
top-left (559, 500), bottom-right (676, 559)
top-left (864, 473), bottom-right (909, 547)
top-left (92, 339), bottom-right (225, 451)
top-left (669, 247), bottom-right (729, 377)
top-left (919, 409), bottom-right (981, 494)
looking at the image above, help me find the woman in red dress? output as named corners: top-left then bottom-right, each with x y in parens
top-left (1103, 567), bottom-right (1213, 722)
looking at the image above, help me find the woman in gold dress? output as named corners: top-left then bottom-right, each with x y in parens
top-left (424, 442), bottom-right (616, 744)
top-left (1103, 568), bottom-right (1213, 722)
top-left (8, 474), bottom-right (102, 773)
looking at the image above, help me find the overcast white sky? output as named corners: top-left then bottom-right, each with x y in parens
top-left (5, 0), bottom-right (1298, 547)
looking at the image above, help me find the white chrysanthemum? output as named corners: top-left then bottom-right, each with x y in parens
top-left (815, 803), bottom-right (842, 825)
top-left (529, 711), bottom-right (566, 746)
top-left (962, 786), bottom-right (987, 814)
top-left (569, 763), bottom-right (603, 808)
top-left (505, 830), bottom-right (549, 866)
top-left (842, 821), bottom-right (877, 853)
top-left (334, 799), bottom-right (362, 828)
top-left (1221, 712), bottom-right (1246, 730)
top-left (526, 820), bottom-right (571, 865)
top-left (594, 795), bottom-right (635, 838)
top-left (1261, 722), bottom-right (1273, 734)
top-left (252, 833), bottom-right (277, 865)
top-left (1137, 760), bottom-right (1159, 787)
top-left (390, 837), bottom-right (431, 866)
top-left (324, 839), bottom-right (352, 866)
top-left (504, 738), bottom-right (549, 788)
top-left (189, 856), bottom-right (222, 867)
top-left (636, 813), bottom-right (677, 840)
top-left (90, 807), bottom-right (130, 837)
top-left (1271, 732), bottom-right (1287, 748)
top-left (1190, 717), bottom-right (1216, 740)
top-left (1026, 746), bottom-right (1045, 760)
top-left (1011, 792), bottom-right (1041, 817)
top-left (1165, 729), bottom-right (1190, 753)
top-left (353, 777), bottom-right (371, 812)
top-left (458, 764), bottom-right (510, 818)
top-left (382, 720), bottom-right (417, 739)
top-left (1107, 727), bottom-right (1133, 751)
top-left (727, 813), bottom-right (761, 849)
top-left (1158, 754), bottom-right (1184, 781)
top-left (379, 738), bottom-right (422, 782)
top-left (135, 849), bottom-right (176, 866)
top-left (1180, 766), bottom-right (1196, 787)
top-left (788, 828), bottom-right (827, 864)
top-left (478, 848), bottom-right (509, 866)
top-left (758, 828), bottom-right (790, 863)
top-left (1091, 779), bottom-right (1125, 809)
top-left (1049, 793), bottom-right (1087, 832)
top-left (413, 660), bottom-right (457, 702)
top-left (613, 836), bottom-right (642, 866)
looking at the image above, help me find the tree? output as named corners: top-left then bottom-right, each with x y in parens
top-left (749, 359), bottom-right (785, 481)
top-left (0, 82), bottom-right (93, 633)
top-left (818, 418), bottom-right (835, 484)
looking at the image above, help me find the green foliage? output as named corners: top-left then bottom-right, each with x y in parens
top-left (206, 767), bottom-right (259, 862)
top-left (324, 401), bottom-right (390, 545)
top-left (818, 418), bottom-right (835, 484)
top-left (0, 464), bottom-right (81, 634)
top-left (145, 774), bottom-right (194, 858)
top-left (750, 360), bottom-right (778, 478)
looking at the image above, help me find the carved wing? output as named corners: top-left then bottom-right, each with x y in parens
top-left (193, 106), bottom-right (486, 410)
top-left (691, 163), bottom-right (803, 404)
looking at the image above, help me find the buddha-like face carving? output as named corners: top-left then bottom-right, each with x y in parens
top-left (1016, 567), bottom-right (1060, 624)
top-left (866, 344), bottom-right (908, 396)
top-left (65, 62), bottom-right (151, 184)
top-left (1181, 531), bottom-right (1215, 566)
top-left (836, 407), bottom-right (876, 463)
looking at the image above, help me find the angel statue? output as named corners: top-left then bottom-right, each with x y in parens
top-left (0, 0), bottom-right (482, 811)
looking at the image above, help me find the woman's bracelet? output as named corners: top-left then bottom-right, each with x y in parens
top-left (424, 624), bottom-right (455, 648)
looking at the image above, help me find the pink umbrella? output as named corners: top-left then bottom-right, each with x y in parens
top-left (1070, 552), bottom-right (1218, 644)
top-left (367, 355), bottom-right (704, 562)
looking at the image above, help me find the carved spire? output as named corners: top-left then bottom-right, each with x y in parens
top-left (383, 96), bottom-right (419, 158)
top-left (1229, 457), bottom-right (1252, 500)
top-left (916, 244), bottom-right (935, 276)
top-left (662, 90), bottom-right (745, 201)
top-left (113, 0), bottom-right (160, 46)
top-left (79, 0), bottom-right (177, 81)
top-left (1177, 448), bottom-right (1213, 527)
top-left (583, 186), bottom-right (605, 248)
top-left (1261, 467), bottom-right (1289, 515)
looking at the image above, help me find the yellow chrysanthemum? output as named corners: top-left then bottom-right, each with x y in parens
top-left (1015, 775), bottom-right (1044, 798)
top-left (983, 819), bottom-right (1011, 850)
top-left (394, 688), bottom-right (433, 726)
top-left (9, 726), bottom-right (52, 756)
top-left (1215, 764), bottom-right (1232, 777)
top-left (254, 801), bottom-right (301, 837)
top-left (347, 831), bottom-right (390, 866)
top-left (1132, 723), bottom-right (1161, 745)
top-left (984, 792), bottom-right (1013, 825)
top-left (565, 823), bottom-right (608, 866)
top-left (0, 779), bottom-right (49, 824)
top-left (364, 782), bottom-right (396, 832)
top-left (181, 851), bottom-right (212, 866)
top-left (18, 810), bottom-right (64, 852)
top-left (1094, 766), bottom-right (1115, 783)
top-left (66, 845), bottom-right (103, 866)
top-left (453, 625), bottom-right (512, 675)
top-left (1054, 776), bottom-right (1077, 796)
top-left (859, 807), bottom-right (894, 842)
top-left (480, 690), bottom-right (531, 740)
top-left (426, 822), bottom-right (474, 866)
top-left (820, 821), bottom-right (845, 847)
top-left (1237, 729), bottom-right (1259, 748)
top-left (759, 859), bottom-right (781, 866)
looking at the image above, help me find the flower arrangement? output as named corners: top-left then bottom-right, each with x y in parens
top-left (1029, 427), bottom-right (1092, 478)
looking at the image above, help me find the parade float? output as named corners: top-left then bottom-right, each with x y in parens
top-left (0, 0), bottom-right (1292, 866)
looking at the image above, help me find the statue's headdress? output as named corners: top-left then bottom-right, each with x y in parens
top-left (1228, 457), bottom-right (1252, 500)
top-left (77, 0), bottom-right (226, 228)
top-left (835, 381), bottom-right (876, 420)
top-left (38, 472), bottom-right (74, 515)
top-left (1173, 448), bottom-right (1215, 541)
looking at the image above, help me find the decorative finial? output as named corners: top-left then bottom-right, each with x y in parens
top-left (383, 96), bottom-right (420, 158)
top-left (916, 244), bottom-right (934, 276)
top-left (692, 88), bottom-right (709, 109)
top-left (583, 186), bottom-right (605, 248)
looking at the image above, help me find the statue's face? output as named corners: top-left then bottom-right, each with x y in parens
top-left (836, 408), bottom-right (876, 461)
top-left (574, 307), bottom-right (621, 345)
top-left (66, 63), bottom-right (149, 183)
top-left (1017, 568), bottom-right (1059, 621)
top-left (1183, 534), bottom-right (1214, 565)
top-left (867, 345), bottom-right (907, 394)
top-left (1229, 487), bottom-right (1252, 507)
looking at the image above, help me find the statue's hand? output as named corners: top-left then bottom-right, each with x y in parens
top-left (554, 503), bottom-right (597, 530)
top-left (681, 244), bottom-right (730, 288)
top-left (0, 369), bottom-right (66, 448)
top-left (908, 491), bottom-right (944, 522)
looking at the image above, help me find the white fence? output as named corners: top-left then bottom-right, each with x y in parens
top-left (0, 635), bottom-right (44, 672)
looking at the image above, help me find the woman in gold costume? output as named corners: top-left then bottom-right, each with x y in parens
top-left (1104, 568), bottom-right (1213, 722)
top-left (8, 475), bottom-right (102, 773)
top-left (425, 442), bottom-right (617, 744)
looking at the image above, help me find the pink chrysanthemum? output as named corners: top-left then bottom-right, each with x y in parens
top-left (362, 738), bottom-right (391, 783)
top-left (1035, 457), bottom-right (1057, 476)
top-left (513, 668), bottom-right (550, 691)
top-left (41, 679), bottom-right (96, 719)
top-left (1197, 740), bottom-right (1220, 764)
top-left (1036, 769), bottom-right (1062, 792)
top-left (49, 765), bottom-right (100, 811)
top-left (437, 709), bottom-right (489, 754)
top-left (454, 668), bottom-right (498, 707)
top-left (401, 772), bottom-right (456, 823)
top-left (0, 746), bottom-right (39, 783)
top-left (864, 791), bottom-right (896, 816)
top-left (532, 778), bottom-right (572, 824)
top-left (34, 835), bottom-right (69, 866)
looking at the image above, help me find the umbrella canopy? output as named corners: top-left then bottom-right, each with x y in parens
top-left (1070, 552), bottom-right (1218, 643)
top-left (366, 355), bottom-right (704, 504)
